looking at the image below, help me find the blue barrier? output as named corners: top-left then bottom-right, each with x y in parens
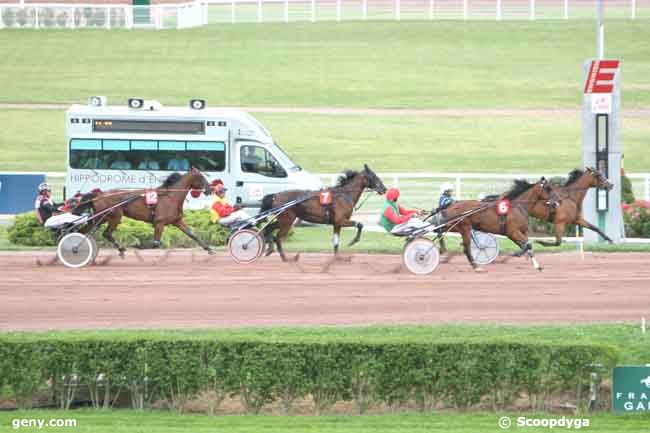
top-left (0, 174), bottom-right (46, 214)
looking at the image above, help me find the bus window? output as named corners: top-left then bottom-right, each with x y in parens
top-left (132, 141), bottom-right (160, 170)
top-left (69, 139), bottom-right (102, 169)
top-left (159, 141), bottom-right (189, 171)
top-left (186, 141), bottom-right (226, 172)
top-left (240, 145), bottom-right (287, 178)
top-left (103, 140), bottom-right (133, 170)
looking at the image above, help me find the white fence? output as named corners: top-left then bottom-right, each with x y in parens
top-left (1, 0), bottom-right (648, 29)
top-left (20, 171), bottom-right (650, 215)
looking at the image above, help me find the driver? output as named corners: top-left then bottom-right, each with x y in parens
top-left (210, 180), bottom-right (250, 227)
top-left (379, 187), bottom-right (426, 235)
top-left (34, 182), bottom-right (62, 225)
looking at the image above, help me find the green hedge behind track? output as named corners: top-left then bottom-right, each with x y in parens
top-left (0, 338), bottom-right (617, 413)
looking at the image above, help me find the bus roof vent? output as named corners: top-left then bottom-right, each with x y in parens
top-left (88, 96), bottom-right (107, 107)
top-left (128, 98), bottom-right (162, 111)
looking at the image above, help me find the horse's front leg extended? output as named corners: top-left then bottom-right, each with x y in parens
top-left (103, 215), bottom-right (126, 257)
top-left (175, 220), bottom-right (213, 254)
top-left (338, 220), bottom-right (363, 247)
top-left (577, 217), bottom-right (614, 244)
top-left (332, 226), bottom-right (342, 255)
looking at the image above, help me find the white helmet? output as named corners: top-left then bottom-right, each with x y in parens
top-left (38, 182), bottom-right (51, 193)
top-left (440, 182), bottom-right (455, 194)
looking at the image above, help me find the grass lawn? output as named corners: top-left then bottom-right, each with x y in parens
top-left (0, 21), bottom-right (649, 108)
top-left (0, 411), bottom-right (649, 433)
top-left (2, 109), bottom-right (650, 173)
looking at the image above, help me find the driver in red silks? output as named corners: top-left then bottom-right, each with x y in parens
top-left (379, 187), bottom-right (426, 234)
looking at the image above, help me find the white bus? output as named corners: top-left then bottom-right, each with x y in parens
top-left (65, 97), bottom-right (322, 209)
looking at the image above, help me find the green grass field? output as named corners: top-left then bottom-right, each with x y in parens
top-left (2, 109), bottom-right (650, 173)
top-left (0, 21), bottom-right (649, 108)
top-left (1, 411), bottom-right (649, 433)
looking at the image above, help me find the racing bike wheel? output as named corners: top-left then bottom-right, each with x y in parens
top-left (57, 232), bottom-right (95, 268)
top-left (470, 230), bottom-right (499, 265)
top-left (228, 229), bottom-right (264, 264)
top-left (402, 238), bottom-right (440, 275)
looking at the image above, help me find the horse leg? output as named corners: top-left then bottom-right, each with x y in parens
top-left (153, 222), bottom-right (164, 249)
top-left (576, 217), bottom-right (614, 244)
top-left (459, 225), bottom-right (482, 272)
top-left (347, 222), bottom-right (364, 247)
top-left (510, 230), bottom-right (542, 272)
top-left (103, 214), bottom-right (126, 257)
top-left (274, 223), bottom-right (294, 262)
top-left (175, 220), bottom-right (214, 254)
top-left (332, 226), bottom-right (342, 255)
top-left (536, 222), bottom-right (564, 247)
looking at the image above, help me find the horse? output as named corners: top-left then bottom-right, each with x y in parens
top-left (442, 177), bottom-right (552, 272)
top-left (74, 167), bottom-right (214, 256)
top-left (259, 164), bottom-right (387, 261)
top-left (530, 167), bottom-right (614, 246)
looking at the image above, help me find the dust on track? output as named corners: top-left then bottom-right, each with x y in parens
top-left (0, 251), bottom-right (648, 330)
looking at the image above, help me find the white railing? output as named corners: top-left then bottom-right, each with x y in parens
top-left (13, 171), bottom-right (650, 214)
top-left (1, 0), bottom-right (648, 29)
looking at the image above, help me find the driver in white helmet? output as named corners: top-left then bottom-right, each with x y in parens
top-left (437, 182), bottom-right (456, 212)
top-left (34, 182), bottom-right (61, 225)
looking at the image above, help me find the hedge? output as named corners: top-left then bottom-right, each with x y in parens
top-left (0, 338), bottom-right (617, 414)
top-left (7, 210), bottom-right (229, 248)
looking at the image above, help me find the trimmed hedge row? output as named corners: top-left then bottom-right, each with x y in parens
top-left (0, 338), bottom-right (617, 413)
top-left (7, 210), bottom-right (229, 248)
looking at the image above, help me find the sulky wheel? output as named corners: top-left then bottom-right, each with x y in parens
top-left (470, 230), bottom-right (499, 265)
top-left (402, 238), bottom-right (440, 275)
top-left (57, 232), bottom-right (95, 268)
top-left (228, 229), bottom-right (264, 264)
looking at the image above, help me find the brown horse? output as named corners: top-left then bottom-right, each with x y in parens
top-left (531, 167), bottom-right (614, 246)
top-left (260, 164), bottom-right (387, 261)
top-left (75, 167), bottom-right (214, 256)
top-left (443, 177), bottom-right (552, 272)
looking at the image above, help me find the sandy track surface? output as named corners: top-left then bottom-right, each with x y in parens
top-left (0, 251), bottom-right (648, 331)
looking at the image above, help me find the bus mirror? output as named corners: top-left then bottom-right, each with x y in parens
top-left (189, 99), bottom-right (206, 110)
top-left (88, 96), bottom-right (106, 107)
top-left (128, 98), bottom-right (144, 109)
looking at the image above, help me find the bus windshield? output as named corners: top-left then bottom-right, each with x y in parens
top-left (69, 139), bottom-right (226, 172)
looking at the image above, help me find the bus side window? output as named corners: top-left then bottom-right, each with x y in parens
top-left (186, 142), bottom-right (226, 172)
top-left (241, 145), bottom-right (287, 178)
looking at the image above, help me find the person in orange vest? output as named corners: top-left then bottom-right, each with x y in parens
top-left (379, 187), bottom-right (426, 235)
top-left (210, 180), bottom-right (250, 227)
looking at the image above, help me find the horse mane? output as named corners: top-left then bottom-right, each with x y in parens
top-left (161, 172), bottom-right (182, 188)
top-left (480, 179), bottom-right (535, 202)
top-left (563, 169), bottom-right (584, 186)
top-left (336, 170), bottom-right (359, 187)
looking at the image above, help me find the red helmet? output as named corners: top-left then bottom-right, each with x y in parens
top-left (386, 187), bottom-right (400, 202)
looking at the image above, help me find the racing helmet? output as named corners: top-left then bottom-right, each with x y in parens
top-left (439, 182), bottom-right (455, 194)
top-left (386, 187), bottom-right (400, 201)
top-left (38, 182), bottom-right (51, 193)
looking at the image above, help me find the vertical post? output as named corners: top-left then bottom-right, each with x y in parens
top-left (231, 0), bottom-right (235, 24)
top-left (428, 0), bottom-right (433, 20)
top-left (455, 175), bottom-right (462, 200)
top-left (35, 6), bottom-right (39, 29)
top-left (362, 0), bottom-right (367, 20)
top-left (395, 0), bottom-right (400, 21)
top-left (393, 175), bottom-right (399, 188)
top-left (70, 6), bottom-right (74, 29)
top-left (106, 6), bottom-right (111, 29)
top-left (529, 0), bottom-right (535, 21)
top-left (463, 0), bottom-right (467, 20)
top-left (177, 4), bottom-right (181, 29)
top-left (284, 0), bottom-right (288, 22)
top-left (0, 7), bottom-right (4, 29)
top-left (336, 0), bottom-right (341, 21)
top-left (597, 0), bottom-right (604, 59)
top-left (496, 0), bottom-right (501, 20)
top-left (311, 0), bottom-right (315, 22)
top-left (257, 0), bottom-right (262, 22)
top-left (127, 5), bottom-right (134, 29)
top-left (631, 0), bottom-right (636, 19)
top-left (564, 0), bottom-right (568, 19)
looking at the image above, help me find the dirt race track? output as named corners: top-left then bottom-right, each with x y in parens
top-left (0, 251), bottom-right (648, 330)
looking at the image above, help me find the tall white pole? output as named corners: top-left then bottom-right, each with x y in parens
top-left (597, 0), bottom-right (604, 59)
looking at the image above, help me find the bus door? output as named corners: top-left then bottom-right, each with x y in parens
top-left (234, 141), bottom-right (289, 208)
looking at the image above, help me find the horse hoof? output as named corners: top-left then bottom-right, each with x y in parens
top-left (473, 267), bottom-right (487, 273)
top-left (537, 267), bottom-right (544, 272)
top-left (292, 253), bottom-right (301, 262)
top-left (207, 248), bottom-right (215, 256)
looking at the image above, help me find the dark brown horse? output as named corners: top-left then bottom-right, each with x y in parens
top-left (443, 178), bottom-right (552, 272)
top-left (75, 167), bottom-right (214, 256)
top-left (260, 164), bottom-right (387, 261)
top-left (531, 167), bottom-right (614, 246)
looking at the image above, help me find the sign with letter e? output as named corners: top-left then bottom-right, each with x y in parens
top-left (612, 366), bottom-right (650, 413)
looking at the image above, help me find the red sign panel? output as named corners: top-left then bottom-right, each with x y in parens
top-left (497, 199), bottom-right (510, 216)
top-left (584, 60), bottom-right (619, 94)
top-left (319, 191), bottom-right (333, 205)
